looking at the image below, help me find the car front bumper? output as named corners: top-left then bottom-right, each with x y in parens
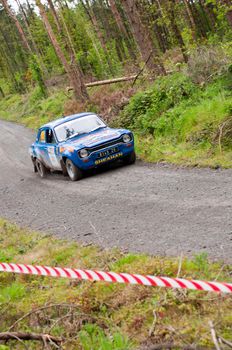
top-left (73, 141), bottom-right (135, 170)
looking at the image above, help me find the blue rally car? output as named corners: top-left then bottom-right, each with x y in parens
top-left (29, 112), bottom-right (136, 181)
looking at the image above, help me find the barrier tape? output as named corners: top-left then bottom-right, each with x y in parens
top-left (0, 262), bottom-right (231, 293)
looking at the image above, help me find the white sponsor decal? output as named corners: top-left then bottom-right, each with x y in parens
top-left (48, 147), bottom-right (61, 169)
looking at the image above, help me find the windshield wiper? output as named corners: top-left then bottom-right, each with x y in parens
top-left (90, 126), bottom-right (106, 133)
top-left (66, 131), bottom-right (87, 140)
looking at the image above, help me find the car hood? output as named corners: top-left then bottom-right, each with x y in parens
top-left (63, 128), bottom-right (124, 149)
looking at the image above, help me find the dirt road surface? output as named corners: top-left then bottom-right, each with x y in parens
top-left (0, 120), bottom-right (231, 262)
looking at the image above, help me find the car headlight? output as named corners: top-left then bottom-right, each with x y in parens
top-left (79, 149), bottom-right (88, 158)
top-left (122, 134), bottom-right (131, 143)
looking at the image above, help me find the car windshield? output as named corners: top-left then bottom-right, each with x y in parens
top-left (54, 114), bottom-right (106, 142)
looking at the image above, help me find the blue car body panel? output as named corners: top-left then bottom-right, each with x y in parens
top-left (29, 113), bottom-right (135, 172)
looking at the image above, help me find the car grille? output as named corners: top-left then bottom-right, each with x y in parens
top-left (87, 136), bottom-right (123, 154)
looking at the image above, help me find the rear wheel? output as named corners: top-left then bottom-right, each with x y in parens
top-left (66, 159), bottom-right (83, 181)
top-left (123, 151), bottom-right (136, 165)
top-left (35, 159), bottom-right (49, 178)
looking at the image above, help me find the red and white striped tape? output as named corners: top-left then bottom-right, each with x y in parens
top-left (0, 262), bottom-right (231, 293)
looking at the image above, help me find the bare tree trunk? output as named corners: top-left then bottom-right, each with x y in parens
top-left (81, 0), bottom-right (114, 74)
top-left (226, 10), bottom-right (232, 28)
top-left (0, 0), bottom-right (32, 52)
top-left (25, 0), bottom-right (34, 18)
top-left (108, 0), bottom-right (127, 36)
top-left (47, 0), bottom-right (62, 33)
top-left (182, 0), bottom-right (196, 38)
top-left (0, 86), bottom-right (5, 98)
top-left (168, 0), bottom-right (188, 63)
top-left (55, 0), bottom-right (77, 59)
top-left (15, 0), bottom-right (48, 74)
top-left (0, 40), bottom-right (21, 91)
top-left (121, 0), bottom-right (165, 75)
top-left (108, 0), bottom-right (137, 60)
top-left (198, 0), bottom-right (212, 32)
top-left (35, 0), bottom-right (89, 102)
top-left (189, 0), bottom-right (206, 37)
top-left (219, 0), bottom-right (232, 28)
top-left (47, 0), bottom-right (79, 72)
top-left (199, 0), bottom-right (216, 31)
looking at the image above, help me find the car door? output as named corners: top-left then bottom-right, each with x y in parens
top-left (36, 128), bottom-right (51, 168)
top-left (45, 128), bottom-right (61, 170)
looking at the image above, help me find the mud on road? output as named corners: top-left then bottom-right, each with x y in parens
top-left (0, 120), bottom-right (231, 262)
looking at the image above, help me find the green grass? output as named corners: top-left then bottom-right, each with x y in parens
top-left (0, 219), bottom-right (231, 349)
top-left (0, 86), bottom-right (68, 129)
top-left (114, 72), bottom-right (232, 168)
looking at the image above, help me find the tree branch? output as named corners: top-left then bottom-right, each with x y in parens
top-left (0, 332), bottom-right (62, 345)
top-left (208, 321), bottom-right (221, 350)
top-left (8, 303), bottom-right (81, 331)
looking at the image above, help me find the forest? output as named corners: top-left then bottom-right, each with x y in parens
top-left (0, 2), bottom-right (232, 349)
top-left (0, 0), bottom-right (232, 166)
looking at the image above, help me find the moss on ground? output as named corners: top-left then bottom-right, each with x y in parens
top-left (0, 219), bottom-right (231, 349)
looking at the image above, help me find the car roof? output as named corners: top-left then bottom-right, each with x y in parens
top-left (41, 112), bottom-right (95, 129)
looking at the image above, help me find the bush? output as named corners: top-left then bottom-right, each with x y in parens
top-left (187, 45), bottom-right (231, 84)
top-left (79, 324), bottom-right (133, 350)
top-left (120, 72), bottom-right (197, 134)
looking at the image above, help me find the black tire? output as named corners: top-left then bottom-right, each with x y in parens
top-left (65, 159), bottom-right (83, 181)
top-left (35, 159), bottom-right (49, 178)
top-left (31, 157), bottom-right (37, 173)
top-left (123, 151), bottom-right (136, 165)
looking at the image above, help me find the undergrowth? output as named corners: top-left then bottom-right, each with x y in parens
top-left (113, 69), bottom-right (232, 168)
top-left (0, 52), bottom-right (231, 167)
top-left (0, 219), bottom-right (231, 349)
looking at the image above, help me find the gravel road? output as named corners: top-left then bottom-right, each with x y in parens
top-left (0, 120), bottom-right (231, 262)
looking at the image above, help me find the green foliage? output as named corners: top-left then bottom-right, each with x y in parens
top-left (0, 86), bottom-right (67, 128)
top-left (14, 72), bottom-right (27, 94)
top-left (193, 253), bottom-right (209, 275)
top-left (116, 69), bottom-right (232, 167)
top-left (29, 56), bottom-right (47, 98)
top-left (120, 72), bottom-right (197, 133)
top-left (79, 324), bottom-right (133, 350)
top-left (0, 282), bottom-right (26, 303)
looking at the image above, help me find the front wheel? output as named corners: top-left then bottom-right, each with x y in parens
top-left (35, 159), bottom-right (49, 178)
top-left (65, 159), bottom-right (83, 181)
top-left (123, 151), bottom-right (136, 165)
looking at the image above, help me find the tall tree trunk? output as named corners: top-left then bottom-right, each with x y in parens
top-left (15, 0), bottom-right (48, 74)
top-left (184, 0), bottom-right (196, 33)
top-left (201, 0), bottom-right (217, 31)
top-left (189, 0), bottom-right (206, 37)
top-left (47, 0), bottom-right (80, 74)
top-left (108, 0), bottom-right (137, 60)
top-left (35, 0), bottom-right (89, 102)
top-left (81, 0), bottom-right (114, 74)
top-left (198, 0), bottom-right (212, 32)
top-left (169, 0), bottom-right (188, 63)
top-left (0, 24), bottom-right (18, 70)
top-left (55, 0), bottom-right (77, 60)
top-left (226, 9), bottom-right (232, 28)
top-left (182, 0), bottom-right (196, 38)
top-left (221, 0), bottom-right (232, 28)
top-left (121, 0), bottom-right (165, 75)
top-left (108, 0), bottom-right (127, 36)
top-left (0, 86), bottom-right (5, 98)
top-left (47, 0), bottom-right (62, 33)
top-left (0, 0), bottom-right (32, 52)
top-left (0, 40), bottom-right (22, 92)
top-left (25, 0), bottom-right (34, 18)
